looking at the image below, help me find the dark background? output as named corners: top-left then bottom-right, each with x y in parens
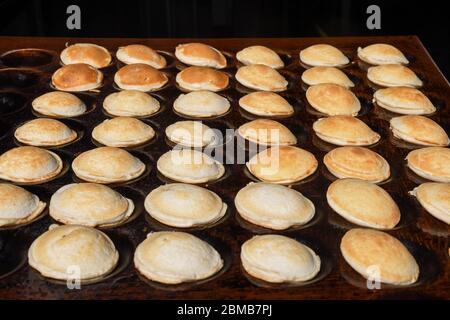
top-left (0, 0), bottom-right (449, 78)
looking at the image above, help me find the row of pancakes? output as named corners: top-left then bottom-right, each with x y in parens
top-left (24, 224), bottom-right (421, 286)
top-left (1, 42), bottom-right (448, 288)
top-left (51, 43), bottom-right (432, 117)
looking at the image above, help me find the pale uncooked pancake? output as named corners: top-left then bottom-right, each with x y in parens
top-left (15, 118), bottom-right (77, 147)
top-left (92, 117), bottom-right (155, 147)
top-left (103, 90), bottom-right (161, 117)
top-left (241, 234), bottom-right (321, 283)
top-left (145, 183), bottom-right (227, 227)
top-left (28, 224), bottom-right (119, 280)
top-left (32, 91), bottom-right (87, 117)
top-left (173, 91), bottom-right (230, 117)
top-left (72, 147), bottom-right (145, 183)
top-left (235, 182), bottom-right (315, 230)
top-left (50, 183), bottom-right (134, 227)
top-left (157, 149), bottom-right (225, 184)
top-left (0, 183), bottom-right (46, 227)
top-left (165, 121), bottom-right (217, 147)
top-left (134, 231), bottom-right (223, 284)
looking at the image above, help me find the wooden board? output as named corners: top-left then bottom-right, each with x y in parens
top-left (0, 36), bottom-right (448, 300)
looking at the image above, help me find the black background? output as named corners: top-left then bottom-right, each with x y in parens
top-left (0, 0), bottom-right (448, 79)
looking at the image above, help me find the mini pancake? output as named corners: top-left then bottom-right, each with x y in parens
top-left (60, 43), bottom-right (111, 69)
top-left (173, 91), bottom-right (230, 117)
top-left (28, 224), bottom-right (119, 281)
top-left (405, 147), bottom-right (450, 183)
top-left (235, 64), bottom-right (288, 92)
top-left (72, 147), bottom-right (145, 183)
top-left (409, 182), bottom-right (450, 225)
top-left (312, 116), bottom-right (380, 146)
top-left (340, 228), bottom-right (419, 285)
top-left (176, 66), bottom-right (229, 92)
top-left (0, 183), bottom-right (46, 227)
top-left (157, 149), bottom-right (225, 184)
top-left (103, 90), bottom-right (161, 117)
top-left (50, 183), bottom-right (134, 227)
top-left (0, 146), bottom-right (63, 183)
top-left (323, 147), bottom-right (390, 183)
top-left (327, 179), bottom-right (400, 229)
top-left (235, 182), bottom-right (315, 230)
top-left (373, 87), bottom-right (436, 115)
top-left (145, 183), bottom-right (227, 228)
top-left (241, 234), bottom-right (321, 283)
top-left (357, 43), bottom-right (409, 65)
top-left (165, 121), bottom-right (217, 148)
top-left (116, 44), bottom-right (166, 69)
top-left (238, 119), bottom-right (297, 146)
top-left (236, 45), bottom-right (284, 69)
top-left (389, 115), bottom-right (449, 146)
top-left (52, 63), bottom-right (103, 92)
top-left (238, 91), bottom-right (294, 117)
top-left (32, 91), bottom-right (87, 117)
top-left (301, 66), bottom-right (355, 88)
top-left (367, 64), bottom-right (422, 88)
top-left (175, 43), bottom-right (227, 69)
top-left (92, 117), bottom-right (155, 147)
top-left (15, 118), bottom-right (77, 147)
top-left (114, 64), bottom-right (168, 91)
top-left (306, 84), bottom-right (361, 116)
top-left (134, 231), bottom-right (223, 284)
top-left (246, 146), bottom-right (318, 184)
top-left (299, 44), bottom-right (349, 67)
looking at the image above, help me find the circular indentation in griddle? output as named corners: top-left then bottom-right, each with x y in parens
top-left (0, 68), bottom-right (42, 90)
top-left (0, 232), bottom-right (28, 280)
top-left (1, 49), bottom-right (57, 68)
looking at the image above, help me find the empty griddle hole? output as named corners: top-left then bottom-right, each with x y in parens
top-left (0, 69), bottom-right (41, 89)
top-left (1, 49), bottom-right (55, 68)
top-left (0, 91), bottom-right (27, 115)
